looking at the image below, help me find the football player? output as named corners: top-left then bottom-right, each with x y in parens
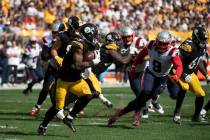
top-left (30, 21), bottom-right (65, 116)
top-left (37, 23), bottom-right (100, 135)
top-left (22, 36), bottom-right (44, 95)
top-left (168, 26), bottom-right (209, 124)
top-left (120, 27), bottom-right (164, 118)
top-left (108, 30), bottom-right (183, 126)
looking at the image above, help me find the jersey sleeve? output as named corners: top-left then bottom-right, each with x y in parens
top-left (105, 43), bottom-right (119, 50)
top-left (179, 41), bottom-right (192, 55)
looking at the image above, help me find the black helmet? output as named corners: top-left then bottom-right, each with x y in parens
top-left (58, 23), bottom-right (65, 32)
top-left (79, 23), bottom-right (98, 43)
top-left (192, 26), bottom-right (209, 49)
top-left (105, 32), bottom-right (121, 43)
top-left (67, 16), bottom-right (80, 30)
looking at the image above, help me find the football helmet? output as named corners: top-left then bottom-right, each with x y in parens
top-left (30, 36), bottom-right (37, 46)
top-left (121, 27), bottom-right (134, 46)
top-left (105, 32), bottom-right (121, 43)
top-left (79, 23), bottom-right (98, 43)
top-left (192, 26), bottom-right (209, 49)
top-left (51, 21), bottom-right (61, 39)
top-left (67, 16), bottom-right (80, 31)
top-left (156, 30), bottom-right (172, 53)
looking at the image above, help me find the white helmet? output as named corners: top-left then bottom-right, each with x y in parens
top-left (121, 27), bottom-right (134, 46)
top-left (156, 30), bottom-right (172, 53)
top-left (30, 36), bottom-right (37, 41)
top-left (51, 21), bottom-right (61, 32)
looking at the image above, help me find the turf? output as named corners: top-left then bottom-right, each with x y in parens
top-left (0, 86), bottom-right (210, 140)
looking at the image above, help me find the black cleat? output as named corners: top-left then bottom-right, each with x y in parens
top-left (23, 89), bottom-right (29, 96)
top-left (192, 114), bottom-right (207, 123)
top-left (63, 117), bottom-right (76, 132)
top-left (37, 125), bottom-right (47, 136)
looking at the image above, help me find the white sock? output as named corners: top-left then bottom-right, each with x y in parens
top-left (56, 109), bottom-right (65, 120)
top-left (67, 114), bottom-right (74, 120)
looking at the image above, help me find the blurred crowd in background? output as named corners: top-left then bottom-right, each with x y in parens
top-left (0, 0), bottom-right (209, 86)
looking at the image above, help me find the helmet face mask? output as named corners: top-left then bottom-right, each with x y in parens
top-left (67, 16), bottom-right (80, 31)
top-left (155, 30), bottom-right (172, 53)
top-left (121, 27), bottom-right (134, 46)
top-left (51, 21), bottom-right (61, 39)
top-left (105, 32), bottom-right (121, 44)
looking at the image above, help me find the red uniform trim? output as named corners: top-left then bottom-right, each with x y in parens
top-left (133, 46), bottom-right (148, 66)
top-left (146, 40), bottom-right (155, 50)
top-left (168, 47), bottom-right (177, 56)
top-left (135, 37), bottom-right (142, 48)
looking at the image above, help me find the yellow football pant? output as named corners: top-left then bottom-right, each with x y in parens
top-left (178, 72), bottom-right (205, 97)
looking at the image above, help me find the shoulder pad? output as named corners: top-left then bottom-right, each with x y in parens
top-left (71, 40), bottom-right (84, 49)
top-left (105, 43), bottom-right (119, 50)
top-left (179, 41), bottom-right (192, 53)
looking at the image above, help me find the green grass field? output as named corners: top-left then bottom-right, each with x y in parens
top-left (0, 86), bottom-right (210, 140)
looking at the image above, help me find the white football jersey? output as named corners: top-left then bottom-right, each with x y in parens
top-left (25, 44), bottom-right (42, 69)
top-left (147, 42), bottom-right (179, 77)
top-left (132, 37), bottom-right (148, 73)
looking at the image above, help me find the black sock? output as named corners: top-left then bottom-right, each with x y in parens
top-left (194, 96), bottom-right (204, 116)
top-left (174, 89), bottom-right (186, 115)
top-left (204, 100), bottom-right (210, 111)
top-left (123, 99), bottom-right (136, 115)
top-left (37, 89), bottom-right (48, 105)
top-left (41, 106), bottom-right (59, 127)
top-left (69, 95), bottom-right (92, 118)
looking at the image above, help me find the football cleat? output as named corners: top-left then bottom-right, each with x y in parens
top-left (22, 89), bottom-right (30, 96)
top-left (103, 100), bottom-right (113, 108)
top-left (107, 109), bottom-right (123, 126)
top-left (192, 114), bottom-right (207, 123)
top-left (200, 109), bottom-right (207, 120)
top-left (37, 125), bottom-right (47, 136)
top-left (148, 103), bottom-right (155, 113)
top-left (133, 113), bottom-right (140, 126)
top-left (173, 115), bottom-right (181, 124)
top-left (152, 102), bottom-right (164, 114)
top-left (141, 108), bottom-right (149, 119)
top-left (30, 107), bottom-right (40, 116)
top-left (63, 117), bottom-right (76, 132)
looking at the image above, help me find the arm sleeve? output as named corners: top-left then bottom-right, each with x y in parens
top-left (132, 46), bottom-right (148, 66)
top-left (172, 56), bottom-right (183, 78)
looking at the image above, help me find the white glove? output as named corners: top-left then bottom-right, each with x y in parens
top-left (184, 74), bottom-right (192, 83)
top-left (129, 46), bottom-right (138, 55)
top-left (92, 49), bottom-right (100, 65)
top-left (206, 75), bottom-right (210, 82)
top-left (81, 68), bottom-right (91, 79)
top-left (99, 94), bottom-right (112, 108)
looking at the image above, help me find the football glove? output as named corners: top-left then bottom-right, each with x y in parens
top-left (206, 75), bottom-right (210, 83)
top-left (169, 75), bottom-right (179, 82)
top-left (81, 68), bottom-right (91, 79)
top-left (92, 49), bottom-right (100, 65)
top-left (54, 56), bottom-right (63, 66)
top-left (184, 74), bottom-right (192, 83)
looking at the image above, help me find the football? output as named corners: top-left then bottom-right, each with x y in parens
top-left (84, 51), bottom-right (95, 62)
